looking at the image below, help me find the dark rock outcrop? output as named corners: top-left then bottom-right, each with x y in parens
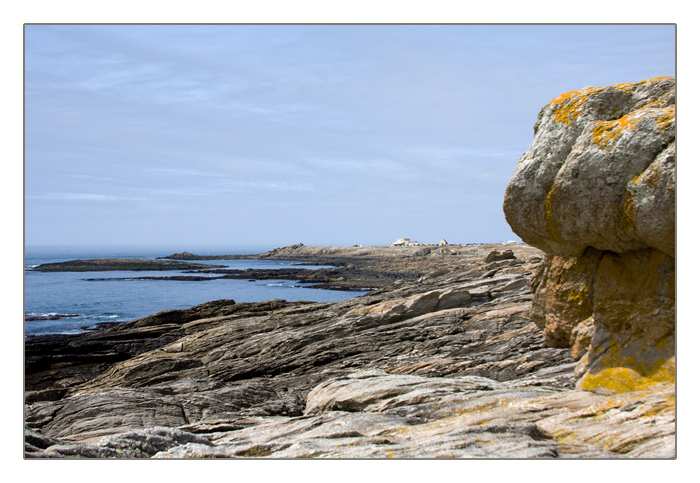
top-left (32, 258), bottom-right (226, 272)
top-left (504, 77), bottom-right (675, 258)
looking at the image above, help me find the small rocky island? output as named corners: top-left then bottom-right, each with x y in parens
top-left (32, 258), bottom-right (226, 272)
top-left (24, 77), bottom-right (675, 458)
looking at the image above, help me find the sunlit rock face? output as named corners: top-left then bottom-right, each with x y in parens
top-left (503, 77), bottom-right (676, 393)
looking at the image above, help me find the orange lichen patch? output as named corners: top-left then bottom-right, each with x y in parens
top-left (613, 82), bottom-right (639, 95)
top-left (549, 87), bottom-right (602, 126)
top-left (632, 161), bottom-right (662, 193)
top-left (653, 105), bottom-right (675, 131)
top-left (591, 111), bottom-right (643, 148)
top-left (633, 102), bottom-right (675, 132)
top-left (549, 78), bottom-right (674, 127)
top-left (631, 172), bottom-right (644, 185)
top-left (592, 102), bottom-right (675, 149)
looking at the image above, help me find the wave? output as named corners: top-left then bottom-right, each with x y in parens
top-left (25, 312), bottom-right (81, 322)
top-left (25, 312), bottom-right (123, 322)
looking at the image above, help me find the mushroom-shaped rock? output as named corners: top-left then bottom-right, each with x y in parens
top-left (503, 78), bottom-right (676, 393)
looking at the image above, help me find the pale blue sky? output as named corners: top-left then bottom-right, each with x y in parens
top-left (24, 24), bottom-right (676, 247)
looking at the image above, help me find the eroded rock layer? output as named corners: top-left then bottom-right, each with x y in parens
top-left (503, 78), bottom-right (676, 393)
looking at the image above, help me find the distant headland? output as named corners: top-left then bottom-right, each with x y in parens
top-left (31, 258), bottom-right (226, 272)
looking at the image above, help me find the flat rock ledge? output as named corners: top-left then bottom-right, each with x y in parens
top-left (25, 244), bottom-right (674, 458)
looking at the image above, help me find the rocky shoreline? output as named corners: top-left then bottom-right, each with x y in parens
top-left (24, 243), bottom-right (674, 458)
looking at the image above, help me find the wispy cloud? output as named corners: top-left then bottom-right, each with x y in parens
top-left (63, 174), bottom-right (118, 182)
top-left (141, 167), bottom-right (223, 178)
top-left (27, 193), bottom-right (148, 202)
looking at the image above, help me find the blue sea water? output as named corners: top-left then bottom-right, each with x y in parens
top-left (24, 245), bottom-right (366, 336)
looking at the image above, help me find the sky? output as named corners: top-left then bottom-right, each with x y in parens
top-left (24, 24), bottom-right (676, 248)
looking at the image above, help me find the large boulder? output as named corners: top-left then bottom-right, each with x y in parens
top-left (504, 77), bottom-right (675, 257)
top-left (503, 77), bottom-right (676, 393)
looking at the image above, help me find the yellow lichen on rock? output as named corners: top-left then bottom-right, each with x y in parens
top-left (549, 87), bottom-right (601, 126)
top-left (591, 112), bottom-right (643, 149)
top-left (590, 100), bottom-right (674, 149)
top-left (543, 184), bottom-right (568, 246)
top-left (579, 359), bottom-right (675, 393)
top-left (549, 78), bottom-right (675, 131)
top-left (531, 245), bottom-right (674, 394)
top-left (539, 382), bottom-right (675, 455)
top-left (567, 284), bottom-right (589, 305)
top-left (652, 104), bottom-right (675, 131)
top-left (588, 330), bottom-right (675, 384)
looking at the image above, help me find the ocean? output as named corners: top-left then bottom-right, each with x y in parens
top-left (24, 245), bottom-right (366, 337)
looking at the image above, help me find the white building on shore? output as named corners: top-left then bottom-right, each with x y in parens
top-left (391, 238), bottom-right (424, 247)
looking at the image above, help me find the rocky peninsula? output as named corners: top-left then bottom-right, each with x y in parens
top-left (24, 77), bottom-right (675, 459)
top-left (162, 244), bottom-right (523, 291)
